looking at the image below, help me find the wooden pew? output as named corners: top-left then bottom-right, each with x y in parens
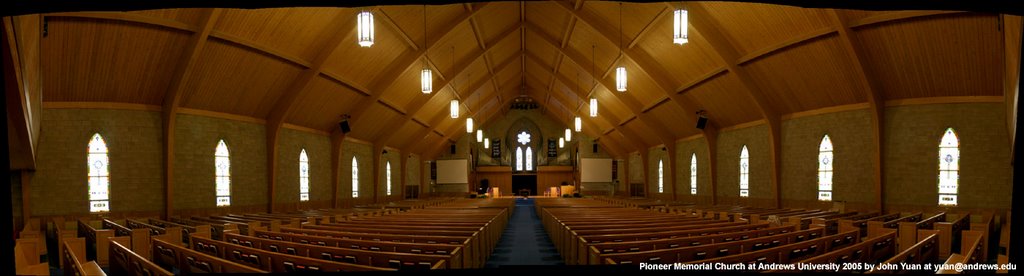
top-left (281, 227), bottom-right (480, 268)
top-left (897, 212), bottom-right (945, 251)
top-left (605, 229), bottom-right (862, 266)
top-left (969, 214), bottom-right (994, 263)
top-left (77, 219), bottom-right (114, 266)
top-left (225, 233), bottom-right (456, 269)
top-left (62, 237), bottom-right (106, 276)
top-left (795, 229), bottom-right (899, 272)
top-left (935, 213), bottom-right (971, 259)
top-left (126, 218), bottom-right (183, 246)
top-left (147, 218), bottom-right (212, 245)
top-left (937, 254), bottom-right (965, 274)
top-left (865, 230), bottom-right (939, 273)
top-left (15, 236), bottom-right (49, 275)
top-left (170, 217), bottom-right (238, 240)
top-left (959, 230), bottom-right (986, 265)
top-left (839, 213), bottom-right (900, 238)
top-left (107, 237), bottom-right (173, 276)
top-left (581, 224), bottom-right (792, 265)
top-left (151, 236), bottom-right (267, 273)
top-left (190, 235), bottom-right (394, 272)
top-left (254, 229), bottom-right (468, 268)
top-left (867, 212), bottom-right (923, 238)
top-left (596, 228), bottom-right (825, 265)
top-left (811, 211), bottom-right (879, 234)
top-left (103, 219), bottom-right (152, 259)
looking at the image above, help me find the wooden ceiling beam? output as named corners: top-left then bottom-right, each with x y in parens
top-left (422, 88), bottom-right (513, 159)
top-left (848, 10), bottom-right (967, 29)
top-left (264, 12), bottom-right (354, 212)
top-left (829, 10), bottom-right (886, 211)
top-left (161, 8), bottom-right (221, 218)
top-left (525, 88), bottom-right (631, 158)
top-left (553, 2), bottom-right (709, 144)
top-left (348, 3), bottom-right (490, 127)
top-left (382, 48), bottom-right (519, 148)
top-left (419, 79), bottom-right (518, 157)
top-left (523, 71), bottom-right (624, 145)
top-left (45, 12), bottom-right (197, 32)
top-left (688, 2), bottom-right (781, 208)
top-left (522, 25), bottom-right (674, 147)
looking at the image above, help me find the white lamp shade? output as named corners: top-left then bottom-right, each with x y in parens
top-left (450, 99), bottom-right (459, 118)
top-left (484, 138), bottom-right (489, 148)
top-left (357, 11), bottom-right (374, 47)
top-left (564, 128), bottom-right (572, 142)
top-left (589, 98), bottom-right (598, 117)
top-left (466, 117), bottom-right (474, 133)
top-left (574, 116), bottom-right (582, 132)
top-left (615, 66), bottom-right (627, 92)
top-left (559, 137), bottom-right (565, 148)
top-left (476, 129), bottom-right (483, 142)
top-left (421, 69), bottom-right (432, 94)
top-left (673, 9), bottom-right (688, 45)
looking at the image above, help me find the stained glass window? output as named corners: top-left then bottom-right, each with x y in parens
top-left (215, 140), bottom-right (231, 206)
top-left (690, 153), bottom-right (697, 195)
top-left (657, 160), bottom-right (664, 193)
top-left (515, 147), bottom-right (523, 171)
top-left (386, 161), bottom-right (392, 196)
top-left (352, 157), bottom-right (359, 198)
top-left (299, 149), bottom-right (309, 202)
top-left (938, 128), bottom-right (959, 206)
top-left (525, 147), bottom-right (533, 171)
top-left (818, 135), bottom-right (833, 201)
top-left (739, 145), bottom-right (749, 198)
top-left (88, 134), bottom-right (110, 212)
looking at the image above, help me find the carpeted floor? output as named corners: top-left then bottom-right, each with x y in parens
top-left (485, 198), bottom-right (564, 268)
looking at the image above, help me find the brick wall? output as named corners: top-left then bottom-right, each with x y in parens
top-left (629, 152), bottom-right (643, 184)
top-left (884, 103), bottom-right (1012, 211)
top-left (174, 114), bottom-right (266, 211)
top-left (647, 147), bottom-right (671, 200)
top-left (781, 109), bottom-right (875, 210)
top-left (274, 129), bottom-right (331, 209)
top-left (674, 137), bottom-right (711, 204)
top-left (715, 124), bottom-right (771, 207)
top-left (32, 109), bottom-right (164, 216)
top-left (379, 149), bottom-right (401, 201)
top-left (341, 140), bottom-right (372, 206)
top-left (406, 154), bottom-right (421, 198)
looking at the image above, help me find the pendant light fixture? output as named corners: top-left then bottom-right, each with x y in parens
top-left (476, 129), bottom-right (483, 143)
top-left (590, 97), bottom-right (598, 117)
top-left (574, 116), bottom-right (582, 132)
top-left (420, 5), bottom-right (432, 94)
top-left (589, 45), bottom-right (598, 118)
top-left (484, 138), bottom-right (490, 149)
top-left (466, 118), bottom-right (474, 133)
top-left (574, 72), bottom-right (582, 132)
top-left (565, 128), bottom-right (572, 142)
top-left (673, 4), bottom-right (688, 45)
top-left (615, 3), bottom-right (627, 92)
top-left (450, 99), bottom-right (459, 118)
top-left (559, 137), bottom-right (565, 148)
top-left (357, 10), bottom-right (374, 47)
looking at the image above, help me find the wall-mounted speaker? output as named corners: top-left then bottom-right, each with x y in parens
top-left (450, 144), bottom-right (457, 154)
top-left (696, 116), bottom-right (708, 130)
top-left (339, 121), bottom-right (351, 134)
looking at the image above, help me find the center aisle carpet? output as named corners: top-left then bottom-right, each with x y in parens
top-left (485, 198), bottom-right (564, 267)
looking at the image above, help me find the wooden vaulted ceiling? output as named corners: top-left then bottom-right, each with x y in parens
top-left (38, 1), bottom-right (1009, 159)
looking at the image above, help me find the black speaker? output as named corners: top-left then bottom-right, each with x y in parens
top-left (450, 144), bottom-right (456, 154)
top-left (696, 116), bottom-right (708, 129)
top-left (339, 121), bottom-right (351, 134)
top-left (592, 144), bottom-right (598, 153)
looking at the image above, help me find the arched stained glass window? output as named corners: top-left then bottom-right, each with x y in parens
top-left (88, 134), bottom-right (110, 213)
top-left (739, 145), bottom-right (749, 198)
top-left (818, 135), bottom-right (833, 202)
top-left (352, 157), bottom-right (360, 198)
top-left (386, 161), bottom-right (393, 196)
top-left (215, 140), bottom-right (231, 206)
top-left (525, 147), bottom-right (533, 171)
top-left (690, 153), bottom-right (697, 195)
top-left (515, 147), bottom-right (524, 171)
top-left (657, 159), bottom-right (664, 193)
top-left (938, 128), bottom-right (959, 206)
top-left (299, 149), bottom-right (309, 202)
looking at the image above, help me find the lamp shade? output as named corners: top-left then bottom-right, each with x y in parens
top-left (484, 138), bottom-right (489, 149)
top-left (589, 98), bottom-right (598, 117)
top-left (564, 128), bottom-right (572, 142)
top-left (450, 99), bottom-right (459, 118)
top-left (466, 117), bottom-right (474, 133)
top-left (574, 116), bottom-right (582, 132)
top-left (559, 137), bottom-right (565, 148)
top-left (357, 11), bottom-right (374, 47)
top-left (421, 69), bottom-right (432, 94)
top-left (615, 66), bottom-right (627, 92)
top-left (476, 129), bottom-right (483, 142)
top-left (673, 9), bottom-right (688, 45)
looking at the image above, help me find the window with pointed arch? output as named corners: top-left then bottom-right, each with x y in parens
top-left (818, 135), bottom-right (834, 201)
top-left (690, 153), bottom-right (697, 195)
top-left (938, 128), bottom-right (959, 206)
top-left (515, 131), bottom-right (532, 171)
top-left (386, 161), bottom-right (392, 196)
top-left (352, 157), bottom-right (360, 198)
top-left (299, 149), bottom-right (309, 202)
top-left (739, 145), bottom-right (749, 197)
top-left (525, 147), bottom-right (533, 171)
top-left (88, 134), bottom-right (110, 212)
top-left (657, 159), bottom-right (664, 193)
top-left (215, 140), bottom-right (231, 206)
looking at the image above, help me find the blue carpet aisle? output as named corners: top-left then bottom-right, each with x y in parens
top-left (485, 198), bottom-right (564, 267)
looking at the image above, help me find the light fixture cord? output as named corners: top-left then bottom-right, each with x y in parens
top-left (619, 2), bottom-right (623, 55)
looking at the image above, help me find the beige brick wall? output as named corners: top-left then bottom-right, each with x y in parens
top-left (406, 154), bottom-right (421, 197)
top-left (629, 152), bottom-right (643, 184)
top-left (716, 124), bottom-right (771, 207)
top-left (884, 103), bottom-right (1012, 210)
top-left (173, 114), bottom-right (267, 211)
top-left (379, 149), bottom-right (402, 201)
top-left (274, 129), bottom-right (331, 205)
top-left (675, 137), bottom-right (712, 204)
top-left (32, 109), bottom-right (164, 216)
top-left (781, 109), bottom-right (875, 209)
top-left (341, 140), bottom-right (373, 205)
